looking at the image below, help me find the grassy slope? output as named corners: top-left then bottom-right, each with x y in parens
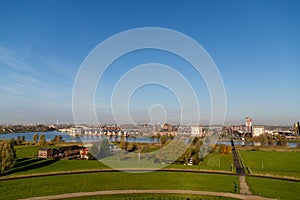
top-left (2, 146), bottom-right (233, 177)
top-left (247, 177), bottom-right (300, 200)
top-left (0, 172), bottom-right (238, 200)
top-left (61, 194), bottom-right (237, 200)
top-left (239, 150), bottom-right (300, 178)
top-left (168, 153), bottom-right (233, 172)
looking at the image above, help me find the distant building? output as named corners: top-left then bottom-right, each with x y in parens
top-left (294, 122), bottom-right (300, 135)
top-left (38, 146), bottom-right (83, 159)
top-left (252, 126), bottom-right (265, 137)
top-left (191, 126), bottom-right (203, 137)
top-left (76, 127), bottom-right (83, 134)
top-left (231, 125), bottom-right (244, 132)
top-left (162, 123), bottom-right (173, 132)
top-left (245, 117), bottom-right (252, 133)
top-left (38, 148), bottom-right (52, 158)
top-left (59, 146), bottom-right (82, 159)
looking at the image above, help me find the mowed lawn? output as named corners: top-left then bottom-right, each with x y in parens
top-left (247, 177), bottom-right (300, 200)
top-left (0, 172), bottom-right (238, 200)
top-left (1, 145), bottom-right (233, 177)
top-left (1, 146), bottom-right (107, 177)
top-left (168, 153), bottom-right (233, 172)
top-left (61, 194), bottom-right (238, 200)
top-left (239, 150), bottom-right (300, 178)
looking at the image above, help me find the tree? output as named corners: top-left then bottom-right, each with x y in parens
top-left (0, 140), bottom-right (16, 174)
top-left (90, 138), bottom-right (110, 159)
top-left (277, 136), bottom-right (287, 146)
top-left (17, 136), bottom-right (21, 145)
top-left (53, 135), bottom-right (63, 144)
top-left (120, 140), bottom-right (128, 151)
top-left (179, 148), bottom-right (192, 164)
top-left (130, 143), bottom-right (138, 152)
top-left (39, 134), bottom-right (47, 146)
top-left (192, 137), bottom-right (199, 145)
top-left (9, 139), bottom-right (16, 159)
top-left (260, 134), bottom-right (269, 146)
top-left (33, 133), bottom-right (39, 144)
top-left (194, 139), bottom-right (203, 154)
top-left (16, 136), bottom-right (25, 145)
top-left (160, 135), bottom-right (167, 147)
top-left (160, 140), bottom-right (188, 163)
top-left (220, 145), bottom-right (232, 155)
top-left (21, 136), bottom-right (25, 144)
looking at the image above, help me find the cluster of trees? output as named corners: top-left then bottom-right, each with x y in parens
top-left (32, 133), bottom-right (46, 146)
top-left (9, 136), bottom-right (26, 146)
top-left (252, 134), bottom-right (288, 147)
top-left (219, 145), bottom-right (232, 155)
top-left (0, 139), bottom-right (16, 174)
top-left (154, 136), bottom-right (232, 165)
top-left (32, 133), bottom-right (64, 146)
top-left (159, 140), bottom-right (189, 163)
top-left (0, 124), bottom-right (56, 134)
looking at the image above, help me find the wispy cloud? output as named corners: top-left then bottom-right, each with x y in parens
top-left (0, 45), bottom-right (71, 97)
top-left (10, 72), bottom-right (45, 90)
top-left (2, 86), bottom-right (24, 94)
top-left (0, 72), bottom-right (46, 95)
top-left (0, 46), bottom-right (32, 71)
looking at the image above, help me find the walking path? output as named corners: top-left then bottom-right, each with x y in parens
top-left (231, 140), bottom-right (252, 195)
top-left (20, 189), bottom-right (276, 200)
top-left (239, 176), bottom-right (252, 195)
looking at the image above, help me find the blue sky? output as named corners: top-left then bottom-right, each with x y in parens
top-left (0, 0), bottom-right (299, 125)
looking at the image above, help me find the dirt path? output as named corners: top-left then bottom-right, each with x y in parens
top-left (20, 189), bottom-right (276, 200)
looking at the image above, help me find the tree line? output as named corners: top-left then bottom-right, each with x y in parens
top-left (0, 139), bottom-right (16, 174)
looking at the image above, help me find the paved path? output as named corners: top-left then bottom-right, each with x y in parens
top-left (231, 140), bottom-right (246, 176)
top-left (231, 140), bottom-right (252, 195)
top-left (20, 189), bottom-right (276, 200)
top-left (239, 176), bottom-right (252, 195)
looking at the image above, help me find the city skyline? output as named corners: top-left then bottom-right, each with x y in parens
top-left (0, 1), bottom-right (300, 125)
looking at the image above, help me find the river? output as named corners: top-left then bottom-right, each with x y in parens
top-left (0, 131), bottom-right (298, 148)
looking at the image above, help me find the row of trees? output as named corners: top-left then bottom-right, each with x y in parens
top-left (250, 134), bottom-right (289, 147)
top-left (0, 139), bottom-right (16, 174)
top-left (32, 133), bottom-right (46, 146)
top-left (32, 133), bottom-right (63, 146)
top-left (0, 124), bottom-right (56, 134)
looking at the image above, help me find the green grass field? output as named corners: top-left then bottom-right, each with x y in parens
top-left (239, 150), bottom-right (300, 178)
top-left (1, 145), bottom-right (107, 177)
top-left (61, 194), bottom-right (237, 200)
top-left (15, 145), bottom-right (41, 157)
top-left (168, 153), bottom-right (233, 172)
top-left (2, 145), bottom-right (299, 200)
top-left (1, 145), bottom-right (233, 177)
top-left (0, 172), bottom-right (238, 200)
top-left (247, 177), bottom-right (300, 200)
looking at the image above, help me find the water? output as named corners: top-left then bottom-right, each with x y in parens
top-left (0, 132), bottom-right (298, 148)
top-left (0, 131), bottom-right (160, 143)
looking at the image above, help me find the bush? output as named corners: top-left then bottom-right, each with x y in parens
top-left (219, 145), bottom-right (232, 155)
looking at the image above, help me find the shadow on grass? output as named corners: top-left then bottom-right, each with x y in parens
top-left (14, 158), bottom-right (42, 168)
top-left (16, 158), bottom-right (31, 163)
top-left (1, 158), bottom-right (57, 176)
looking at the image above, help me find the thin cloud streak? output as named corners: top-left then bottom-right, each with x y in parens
top-left (0, 46), bottom-right (32, 71)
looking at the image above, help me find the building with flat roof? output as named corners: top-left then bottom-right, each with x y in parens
top-left (252, 126), bottom-right (265, 137)
top-left (191, 125), bottom-right (203, 137)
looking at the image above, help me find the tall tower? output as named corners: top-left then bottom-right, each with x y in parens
top-left (295, 122), bottom-right (300, 135)
top-left (245, 117), bottom-right (252, 133)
